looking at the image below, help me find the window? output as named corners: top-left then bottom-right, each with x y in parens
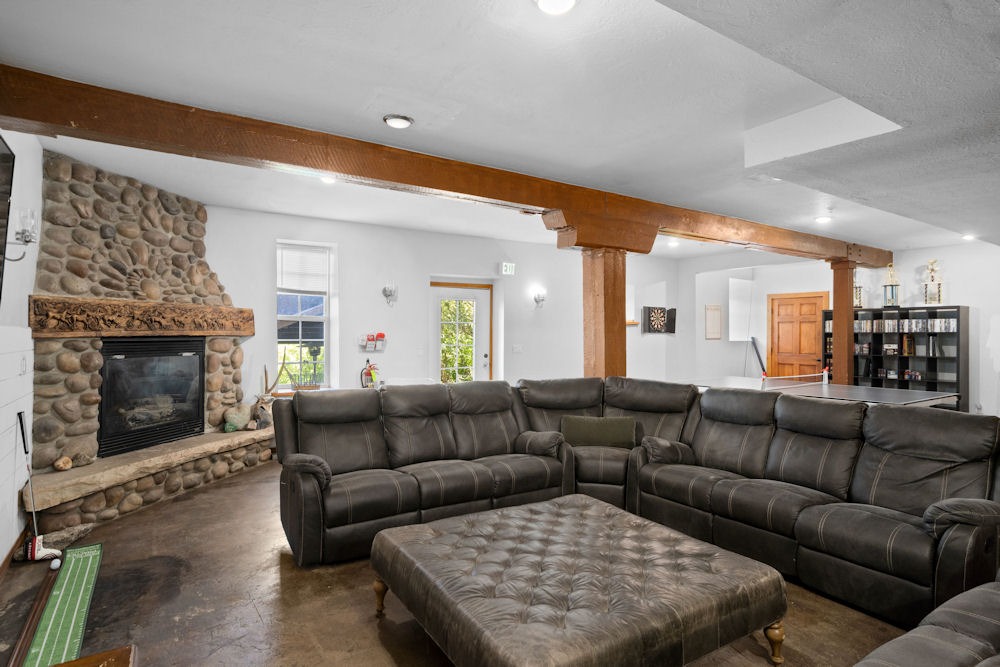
top-left (439, 298), bottom-right (475, 383)
top-left (276, 242), bottom-right (336, 388)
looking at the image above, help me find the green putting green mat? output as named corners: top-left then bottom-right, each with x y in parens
top-left (24, 544), bottom-right (103, 667)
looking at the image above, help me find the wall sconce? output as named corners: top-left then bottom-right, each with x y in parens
top-left (532, 288), bottom-right (547, 308)
top-left (5, 207), bottom-right (38, 262)
top-left (381, 281), bottom-right (397, 305)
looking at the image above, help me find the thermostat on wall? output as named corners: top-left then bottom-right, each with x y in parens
top-left (501, 262), bottom-right (516, 276)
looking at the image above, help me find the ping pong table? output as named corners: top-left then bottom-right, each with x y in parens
top-left (682, 375), bottom-right (960, 409)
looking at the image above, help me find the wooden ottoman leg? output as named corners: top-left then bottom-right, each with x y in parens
top-left (374, 578), bottom-right (388, 617)
top-left (764, 620), bottom-right (785, 665)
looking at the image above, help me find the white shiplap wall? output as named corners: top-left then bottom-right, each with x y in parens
top-left (0, 326), bottom-right (33, 555)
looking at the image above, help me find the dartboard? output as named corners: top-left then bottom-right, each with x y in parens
top-left (646, 306), bottom-right (667, 332)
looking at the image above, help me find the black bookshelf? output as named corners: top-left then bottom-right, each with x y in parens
top-left (822, 305), bottom-right (969, 411)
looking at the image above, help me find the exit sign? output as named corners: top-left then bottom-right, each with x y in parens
top-left (501, 262), bottom-right (516, 276)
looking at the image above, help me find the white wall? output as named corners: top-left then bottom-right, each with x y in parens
top-left (671, 250), bottom-right (809, 380)
top-left (681, 257), bottom-right (834, 380)
top-left (0, 129), bottom-right (42, 554)
top-left (625, 253), bottom-right (679, 380)
top-left (857, 242), bottom-right (1000, 416)
top-left (206, 206), bottom-right (682, 392)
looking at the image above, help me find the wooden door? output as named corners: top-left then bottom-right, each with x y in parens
top-left (767, 292), bottom-right (829, 379)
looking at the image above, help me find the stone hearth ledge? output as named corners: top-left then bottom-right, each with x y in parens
top-left (23, 427), bottom-right (274, 511)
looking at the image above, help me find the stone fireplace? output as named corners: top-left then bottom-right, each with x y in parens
top-left (30, 151), bottom-right (255, 470)
top-left (22, 152), bottom-right (273, 534)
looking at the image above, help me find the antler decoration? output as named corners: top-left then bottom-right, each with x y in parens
top-left (262, 351), bottom-right (288, 395)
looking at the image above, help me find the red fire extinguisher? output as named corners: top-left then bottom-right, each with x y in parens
top-left (360, 359), bottom-right (379, 388)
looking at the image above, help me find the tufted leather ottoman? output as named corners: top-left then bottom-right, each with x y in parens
top-left (371, 494), bottom-right (787, 666)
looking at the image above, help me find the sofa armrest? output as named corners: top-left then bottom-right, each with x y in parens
top-left (641, 436), bottom-right (695, 465)
top-left (282, 453), bottom-right (333, 490)
top-left (515, 430), bottom-right (565, 458)
top-left (923, 498), bottom-right (1000, 539)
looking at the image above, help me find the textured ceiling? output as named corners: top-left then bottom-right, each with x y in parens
top-left (0, 0), bottom-right (988, 254)
top-left (657, 0), bottom-right (1000, 245)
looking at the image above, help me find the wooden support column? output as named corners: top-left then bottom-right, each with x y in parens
top-left (829, 260), bottom-right (856, 385)
top-left (582, 248), bottom-right (627, 378)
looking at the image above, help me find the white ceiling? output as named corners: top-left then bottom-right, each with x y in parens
top-left (0, 0), bottom-right (991, 257)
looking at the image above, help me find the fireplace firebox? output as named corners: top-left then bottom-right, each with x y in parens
top-left (98, 337), bottom-right (206, 457)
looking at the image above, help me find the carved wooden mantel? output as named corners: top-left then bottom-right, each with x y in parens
top-left (29, 295), bottom-right (255, 338)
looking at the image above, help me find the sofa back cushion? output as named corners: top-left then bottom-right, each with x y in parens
top-left (850, 405), bottom-right (999, 515)
top-left (448, 381), bottom-right (523, 459)
top-left (689, 388), bottom-right (777, 478)
top-left (765, 394), bottom-right (865, 499)
top-left (516, 377), bottom-right (604, 431)
top-left (292, 389), bottom-right (389, 474)
top-left (381, 384), bottom-right (458, 467)
top-left (602, 376), bottom-right (697, 442)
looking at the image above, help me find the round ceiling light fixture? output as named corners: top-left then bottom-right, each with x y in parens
top-left (535, 0), bottom-right (576, 15)
top-left (383, 114), bottom-right (414, 129)
top-left (814, 215), bottom-right (832, 224)
top-left (320, 176), bottom-right (336, 184)
top-left (962, 234), bottom-right (975, 241)
top-left (667, 239), bottom-right (680, 248)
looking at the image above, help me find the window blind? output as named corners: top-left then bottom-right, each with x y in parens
top-left (277, 244), bottom-right (332, 294)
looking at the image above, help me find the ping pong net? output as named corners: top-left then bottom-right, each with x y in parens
top-left (758, 369), bottom-right (829, 391)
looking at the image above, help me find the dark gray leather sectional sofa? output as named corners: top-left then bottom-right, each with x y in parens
top-left (274, 380), bottom-right (572, 565)
top-left (274, 376), bottom-right (1000, 629)
top-left (517, 376), bottom-right (697, 508)
top-left (631, 386), bottom-right (1000, 627)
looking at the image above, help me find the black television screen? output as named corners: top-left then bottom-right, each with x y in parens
top-left (0, 134), bottom-right (14, 307)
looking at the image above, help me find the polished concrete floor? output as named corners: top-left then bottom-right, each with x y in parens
top-left (0, 462), bottom-right (904, 666)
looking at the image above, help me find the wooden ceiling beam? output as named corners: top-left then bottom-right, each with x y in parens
top-left (541, 210), bottom-right (659, 253)
top-left (0, 64), bottom-right (891, 265)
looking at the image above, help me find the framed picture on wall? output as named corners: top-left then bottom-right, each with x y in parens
top-left (705, 304), bottom-right (722, 340)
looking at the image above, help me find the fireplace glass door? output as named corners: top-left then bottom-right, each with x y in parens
top-left (99, 337), bottom-right (205, 457)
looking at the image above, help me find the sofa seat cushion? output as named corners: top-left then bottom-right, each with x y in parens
top-left (796, 503), bottom-right (935, 585)
top-left (638, 463), bottom-right (744, 512)
top-left (324, 469), bottom-right (420, 528)
top-left (574, 445), bottom-right (631, 485)
top-left (396, 460), bottom-right (494, 510)
top-left (711, 479), bottom-right (840, 537)
top-left (475, 453), bottom-right (562, 497)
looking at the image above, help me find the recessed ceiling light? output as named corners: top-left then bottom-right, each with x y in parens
top-left (383, 114), bottom-right (414, 129)
top-left (535, 0), bottom-right (576, 15)
top-left (667, 239), bottom-right (680, 248)
top-left (962, 234), bottom-right (975, 241)
top-left (320, 176), bottom-right (336, 185)
top-left (815, 216), bottom-right (832, 224)
top-left (769, 177), bottom-right (783, 182)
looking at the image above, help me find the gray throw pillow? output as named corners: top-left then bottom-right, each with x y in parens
top-left (561, 415), bottom-right (636, 448)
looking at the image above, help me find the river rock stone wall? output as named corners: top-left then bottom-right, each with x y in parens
top-left (33, 338), bottom-right (104, 468)
top-left (37, 439), bottom-right (274, 533)
top-left (37, 152), bottom-right (231, 306)
top-left (33, 152), bottom-right (250, 471)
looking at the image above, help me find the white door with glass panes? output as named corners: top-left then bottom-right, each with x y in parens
top-left (431, 284), bottom-right (491, 383)
top-left (276, 243), bottom-right (335, 389)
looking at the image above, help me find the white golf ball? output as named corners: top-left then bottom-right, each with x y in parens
top-left (49, 558), bottom-right (61, 570)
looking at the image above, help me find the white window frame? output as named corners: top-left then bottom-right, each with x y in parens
top-left (276, 240), bottom-right (338, 389)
